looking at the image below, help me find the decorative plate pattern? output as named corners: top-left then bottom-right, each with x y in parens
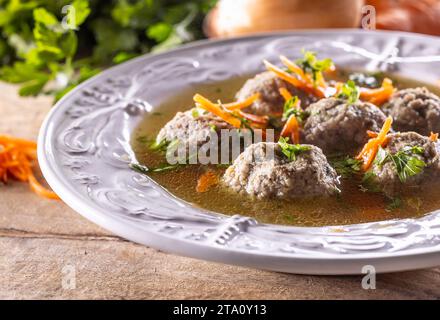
top-left (39, 30), bottom-right (440, 275)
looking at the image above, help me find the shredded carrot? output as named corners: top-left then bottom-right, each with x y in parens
top-left (278, 88), bottom-right (302, 143)
top-left (279, 89), bottom-right (302, 111)
top-left (356, 117), bottom-right (393, 171)
top-left (367, 130), bottom-right (378, 138)
top-left (279, 87), bottom-right (293, 101)
top-left (193, 94), bottom-right (242, 128)
top-left (196, 170), bottom-right (219, 193)
top-left (194, 94), bottom-right (268, 129)
top-left (279, 56), bottom-right (307, 79)
top-left (264, 59), bottom-right (326, 99)
top-left (279, 55), bottom-right (328, 96)
top-left (430, 131), bottom-right (439, 142)
top-left (264, 60), bottom-right (303, 87)
top-left (0, 135), bottom-right (59, 200)
top-left (280, 115), bottom-right (300, 144)
top-left (360, 78), bottom-right (395, 105)
top-left (237, 111), bottom-right (269, 126)
top-left (281, 55), bottom-right (328, 89)
top-left (222, 93), bottom-right (260, 110)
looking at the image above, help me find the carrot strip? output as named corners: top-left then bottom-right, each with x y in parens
top-left (193, 94), bottom-right (242, 128)
top-left (194, 94), bottom-right (268, 129)
top-left (0, 136), bottom-right (37, 148)
top-left (28, 171), bottom-right (60, 200)
top-left (360, 78), bottom-right (395, 105)
top-left (356, 116), bottom-right (393, 171)
top-left (279, 55), bottom-right (328, 96)
top-left (366, 130), bottom-right (378, 138)
top-left (430, 132), bottom-right (439, 142)
top-left (0, 135), bottom-right (59, 200)
top-left (264, 60), bottom-right (303, 88)
top-left (280, 115), bottom-right (300, 144)
top-left (237, 111), bottom-right (269, 126)
top-left (223, 93), bottom-right (260, 110)
top-left (279, 56), bottom-right (306, 79)
top-left (279, 87), bottom-right (293, 101)
top-left (196, 171), bottom-right (219, 193)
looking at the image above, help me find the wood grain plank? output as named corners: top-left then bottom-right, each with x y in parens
top-left (1, 237), bottom-right (439, 300)
top-left (1, 81), bottom-right (440, 300)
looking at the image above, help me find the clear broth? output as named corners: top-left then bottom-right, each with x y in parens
top-left (132, 73), bottom-right (440, 227)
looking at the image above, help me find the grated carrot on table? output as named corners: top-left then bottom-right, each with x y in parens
top-left (0, 135), bottom-right (59, 200)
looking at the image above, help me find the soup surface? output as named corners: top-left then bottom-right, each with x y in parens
top-left (132, 72), bottom-right (440, 227)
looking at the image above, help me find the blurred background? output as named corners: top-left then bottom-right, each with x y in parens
top-left (0, 0), bottom-right (438, 102)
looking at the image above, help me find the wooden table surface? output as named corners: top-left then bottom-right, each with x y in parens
top-left (1, 81), bottom-right (440, 300)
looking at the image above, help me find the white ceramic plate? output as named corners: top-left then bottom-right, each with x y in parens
top-left (39, 30), bottom-right (440, 275)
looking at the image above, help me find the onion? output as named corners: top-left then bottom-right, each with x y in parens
top-left (205, 0), bottom-right (365, 38)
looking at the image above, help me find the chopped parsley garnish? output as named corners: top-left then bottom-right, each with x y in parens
top-left (150, 139), bottom-right (170, 152)
top-left (278, 137), bottom-right (311, 161)
top-left (360, 170), bottom-right (382, 193)
top-left (150, 163), bottom-right (181, 172)
top-left (209, 124), bottom-right (217, 132)
top-left (130, 162), bottom-right (181, 174)
top-left (361, 145), bottom-right (426, 191)
top-left (129, 163), bottom-right (150, 174)
top-left (331, 156), bottom-right (362, 178)
top-left (136, 135), bottom-right (149, 144)
top-left (149, 138), bottom-right (181, 155)
top-left (282, 96), bottom-right (308, 122)
top-left (375, 146), bottom-right (426, 183)
top-left (337, 80), bottom-right (360, 104)
top-left (386, 197), bottom-right (403, 212)
top-left (295, 50), bottom-right (334, 86)
top-left (191, 107), bottom-right (200, 118)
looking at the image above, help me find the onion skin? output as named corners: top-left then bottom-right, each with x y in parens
top-left (205, 0), bottom-right (365, 38)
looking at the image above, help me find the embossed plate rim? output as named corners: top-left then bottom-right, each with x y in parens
top-left (39, 29), bottom-right (440, 274)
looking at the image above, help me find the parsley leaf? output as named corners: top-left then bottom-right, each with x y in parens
top-left (361, 145), bottom-right (426, 191)
top-left (0, 0), bottom-right (215, 101)
top-left (282, 96), bottom-right (308, 122)
top-left (360, 170), bottom-right (382, 193)
top-left (377, 146), bottom-right (426, 182)
top-left (150, 139), bottom-right (171, 152)
top-left (295, 50), bottom-right (334, 86)
top-left (386, 197), bottom-right (403, 212)
top-left (331, 156), bottom-right (362, 178)
top-left (278, 137), bottom-right (311, 161)
top-left (129, 162), bottom-right (181, 174)
top-left (191, 107), bottom-right (201, 118)
top-left (337, 80), bottom-right (360, 104)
